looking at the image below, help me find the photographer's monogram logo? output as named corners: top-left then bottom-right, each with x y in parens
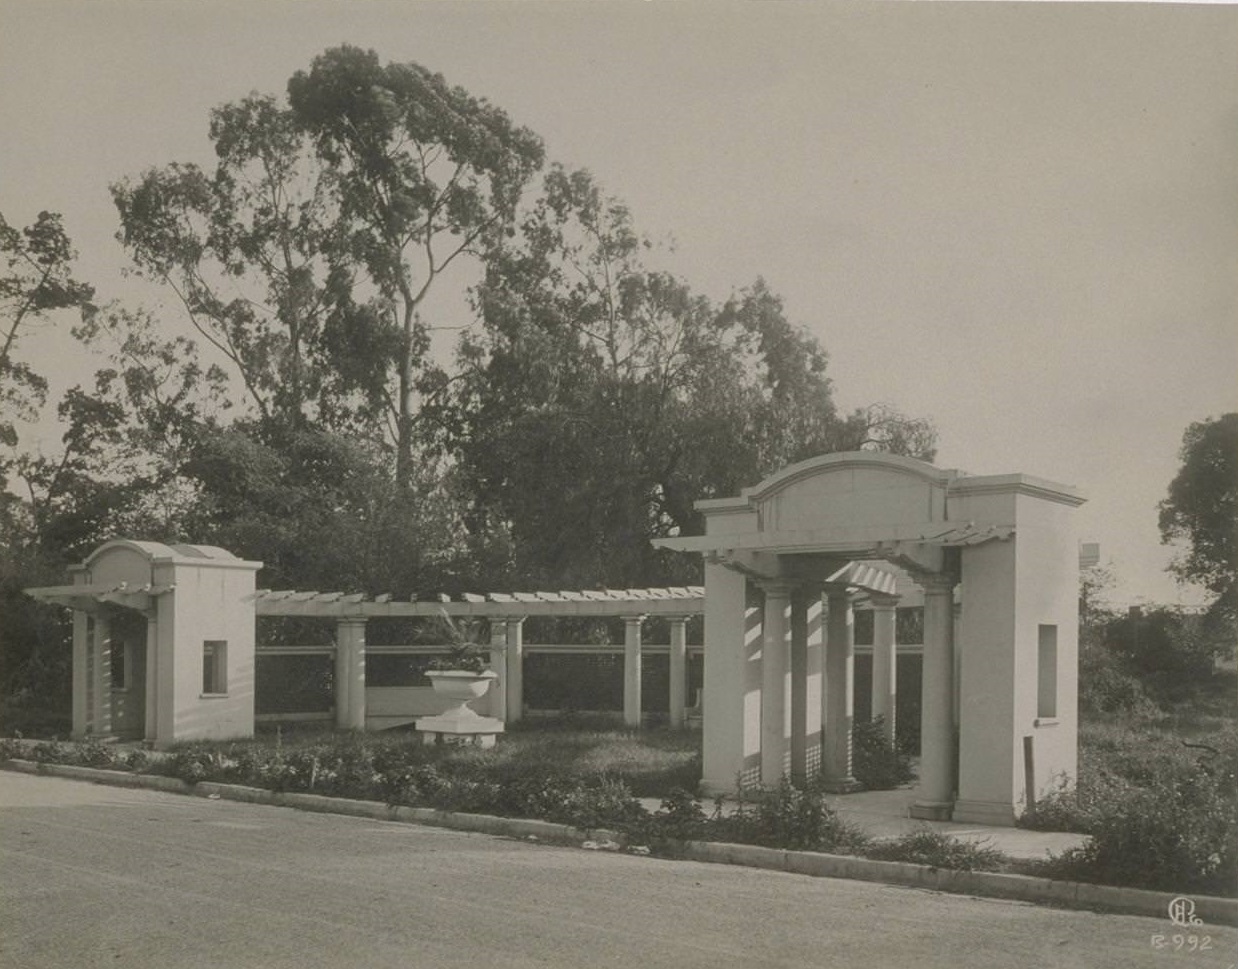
top-left (1168, 896), bottom-right (1203, 927)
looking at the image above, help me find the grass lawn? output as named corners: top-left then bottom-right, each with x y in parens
top-left (242, 713), bottom-right (704, 798)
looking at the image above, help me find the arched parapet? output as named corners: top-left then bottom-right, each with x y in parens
top-left (698, 451), bottom-right (964, 536)
top-left (79, 540), bottom-right (260, 595)
top-left (80, 540), bottom-right (177, 589)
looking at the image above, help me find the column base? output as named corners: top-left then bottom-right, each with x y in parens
top-left (909, 799), bottom-right (954, 821)
top-left (951, 798), bottom-right (1017, 826)
top-left (821, 776), bottom-right (863, 794)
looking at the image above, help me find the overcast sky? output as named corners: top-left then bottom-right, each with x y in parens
top-left (2, 1), bottom-right (1235, 607)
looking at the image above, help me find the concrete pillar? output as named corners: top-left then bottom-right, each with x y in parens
top-left (488, 618), bottom-right (508, 721)
top-left (335, 619), bottom-right (367, 731)
top-left (623, 615), bottom-right (645, 727)
top-left (334, 625), bottom-right (350, 730)
top-left (822, 589), bottom-right (858, 792)
top-left (952, 600), bottom-right (963, 732)
top-left (870, 594), bottom-right (899, 744)
top-left (912, 575), bottom-right (957, 820)
top-left (71, 610), bottom-right (89, 739)
top-left (144, 615), bottom-right (158, 742)
top-left (701, 560), bottom-right (754, 793)
top-left (806, 594), bottom-right (824, 777)
top-left (92, 612), bottom-right (112, 737)
top-left (789, 588), bottom-right (814, 786)
top-left (668, 616), bottom-right (688, 729)
top-left (758, 581), bottom-right (793, 786)
top-left (505, 618), bottom-right (525, 723)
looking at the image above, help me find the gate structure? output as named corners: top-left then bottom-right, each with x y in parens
top-left (26, 451), bottom-right (1084, 826)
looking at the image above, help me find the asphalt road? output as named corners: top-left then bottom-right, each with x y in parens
top-left (1, 772), bottom-right (1233, 969)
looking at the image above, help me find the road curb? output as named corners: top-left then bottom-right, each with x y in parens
top-left (4, 759), bottom-right (1234, 925)
top-left (1, 759), bottom-right (621, 848)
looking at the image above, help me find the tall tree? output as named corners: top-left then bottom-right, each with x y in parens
top-left (1159, 413), bottom-right (1238, 627)
top-left (115, 46), bottom-right (545, 485)
top-left (288, 45), bottom-right (545, 485)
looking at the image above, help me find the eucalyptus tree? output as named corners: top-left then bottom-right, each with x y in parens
top-left (114, 46), bottom-right (544, 487)
top-left (287, 45), bottom-right (544, 485)
top-left (112, 94), bottom-right (390, 438)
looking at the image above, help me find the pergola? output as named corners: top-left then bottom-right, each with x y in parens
top-left (250, 584), bottom-right (709, 731)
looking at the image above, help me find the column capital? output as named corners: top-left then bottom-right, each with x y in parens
top-left (336, 616), bottom-right (368, 629)
top-left (916, 573), bottom-right (958, 595)
top-left (623, 613), bottom-right (647, 626)
top-left (868, 593), bottom-right (900, 610)
top-left (755, 578), bottom-right (798, 597)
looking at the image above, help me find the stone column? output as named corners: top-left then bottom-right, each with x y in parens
top-left (144, 615), bottom-right (158, 742)
top-left (336, 619), bottom-right (367, 731)
top-left (870, 594), bottom-right (899, 744)
top-left (334, 624), bottom-right (350, 730)
top-left (788, 588), bottom-right (813, 786)
top-left (911, 575), bottom-right (957, 820)
top-left (623, 615), bottom-right (645, 727)
top-left (92, 612), bottom-right (112, 737)
top-left (668, 616), bottom-right (689, 729)
top-left (758, 581), bottom-right (793, 786)
top-left (505, 618), bottom-right (525, 723)
top-left (701, 560), bottom-right (752, 794)
top-left (488, 618), bottom-right (509, 721)
top-left (71, 610), bottom-right (89, 739)
top-left (822, 589), bottom-right (858, 792)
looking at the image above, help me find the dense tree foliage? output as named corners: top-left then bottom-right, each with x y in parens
top-left (444, 166), bottom-right (936, 588)
top-left (1159, 413), bottom-right (1238, 629)
top-left (0, 209), bottom-right (97, 707)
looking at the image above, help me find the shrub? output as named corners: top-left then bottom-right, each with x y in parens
top-left (1044, 780), bottom-right (1237, 896)
top-left (866, 827), bottom-right (1007, 871)
top-left (718, 780), bottom-right (871, 853)
top-left (1078, 646), bottom-right (1162, 719)
top-left (1023, 721), bottom-right (1238, 896)
top-left (851, 717), bottom-right (913, 790)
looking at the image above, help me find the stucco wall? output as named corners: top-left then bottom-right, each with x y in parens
top-left (165, 562), bottom-right (258, 742)
top-left (1011, 493), bottom-right (1080, 803)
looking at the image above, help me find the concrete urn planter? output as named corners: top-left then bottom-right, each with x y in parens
top-left (418, 670), bottom-right (504, 748)
top-left (425, 669), bottom-right (497, 712)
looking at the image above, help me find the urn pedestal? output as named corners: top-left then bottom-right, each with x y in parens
top-left (416, 670), bottom-right (504, 748)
